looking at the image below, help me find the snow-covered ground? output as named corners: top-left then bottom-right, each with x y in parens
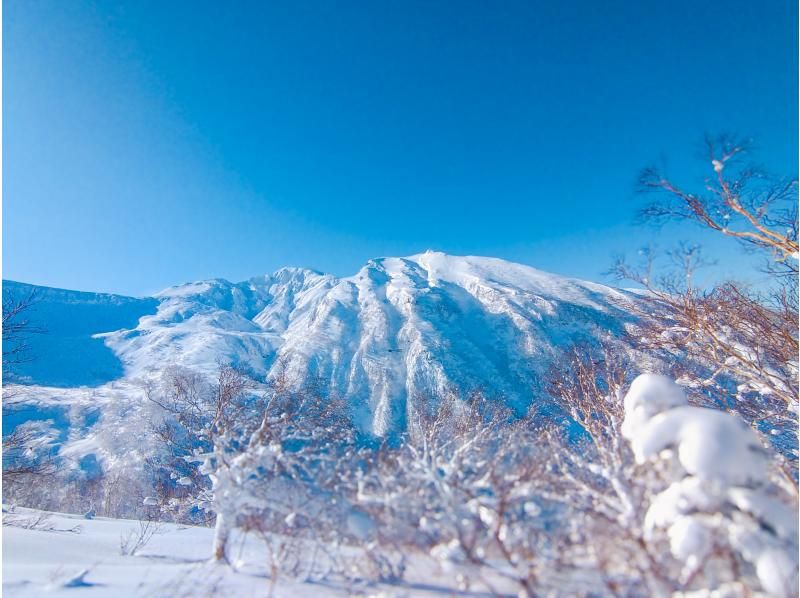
top-left (2, 506), bottom-right (509, 597)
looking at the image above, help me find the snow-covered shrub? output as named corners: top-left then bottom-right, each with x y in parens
top-left (542, 347), bottom-right (800, 596)
top-left (544, 348), bottom-right (673, 594)
top-left (146, 363), bottom-right (362, 567)
top-left (622, 373), bottom-right (798, 596)
top-left (207, 373), bottom-right (360, 564)
top-left (354, 391), bottom-right (561, 595)
top-left (614, 272), bottom-right (799, 479)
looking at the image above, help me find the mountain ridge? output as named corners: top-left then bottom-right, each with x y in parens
top-left (4, 252), bottom-right (639, 437)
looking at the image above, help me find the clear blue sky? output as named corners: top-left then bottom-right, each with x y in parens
top-left (4, 0), bottom-right (797, 296)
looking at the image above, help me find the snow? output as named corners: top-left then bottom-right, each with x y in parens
top-left (429, 539), bottom-right (466, 570)
top-left (667, 515), bottom-right (711, 570)
top-left (2, 506), bottom-right (512, 597)
top-left (621, 373), bottom-right (690, 439)
top-left (756, 549), bottom-right (797, 597)
top-left (623, 374), bottom-right (769, 485)
top-left (345, 510), bottom-right (375, 540)
top-left (3, 508), bottom-right (212, 597)
top-left (622, 374), bottom-right (799, 596)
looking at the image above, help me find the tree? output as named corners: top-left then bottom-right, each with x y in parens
top-left (145, 364), bottom-right (259, 549)
top-left (146, 363), bottom-right (359, 566)
top-left (2, 286), bottom-right (53, 492)
top-left (638, 134), bottom-right (797, 272)
top-left (2, 286), bottom-right (43, 374)
top-left (611, 137), bottom-right (799, 480)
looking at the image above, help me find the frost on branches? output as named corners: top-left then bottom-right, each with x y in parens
top-left (622, 373), bottom-right (798, 596)
top-left (147, 364), bottom-right (362, 568)
top-left (202, 373), bottom-right (359, 564)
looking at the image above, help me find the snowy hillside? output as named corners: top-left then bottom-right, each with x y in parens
top-left (4, 252), bottom-right (636, 438)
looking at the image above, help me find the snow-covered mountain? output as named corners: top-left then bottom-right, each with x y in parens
top-left (5, 252), bottom-right (637, 437)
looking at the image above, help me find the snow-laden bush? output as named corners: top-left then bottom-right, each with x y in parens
top-left (355, 391), bottom-right (562, 595)
top-left (622, 373), bottom-right (798, 596)
top-left (202, 376), bottom-right (359, 565)
top-left (146, 363), bottom-right (364, 572)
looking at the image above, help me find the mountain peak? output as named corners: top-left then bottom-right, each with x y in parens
top-left (7, 254), bottom-right (636, 436)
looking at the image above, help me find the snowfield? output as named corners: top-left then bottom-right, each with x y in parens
top-left (2, 506), bottom-right (519, 597)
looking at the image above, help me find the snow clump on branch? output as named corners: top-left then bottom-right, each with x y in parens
top-left (622, 373), bottom-right (798, 596)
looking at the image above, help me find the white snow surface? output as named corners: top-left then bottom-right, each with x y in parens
top-left (1, 506), bottom-right (509, 597)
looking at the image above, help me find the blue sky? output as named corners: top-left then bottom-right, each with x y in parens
top-left (4, 0), bottom-right (797, 296)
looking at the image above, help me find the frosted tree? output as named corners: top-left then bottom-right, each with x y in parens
top-left (147, 363), bottom-right (367, 573)
top-left (204, 372), bottom-right (357, 564)
top-left (145, 366), bottom-right (253, 524)
top-left (159, 369), bottom-right (357, 565)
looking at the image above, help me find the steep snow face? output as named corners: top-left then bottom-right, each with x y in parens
top-left (272, 253), bottom-right (634, 435)
top-left (4, 252), bottom-right (636, 436)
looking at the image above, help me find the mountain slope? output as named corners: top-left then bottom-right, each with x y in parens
top-left (4, 252), bottom-right (637, 437)
top-left (2, 280), bottom-right (159, 387)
